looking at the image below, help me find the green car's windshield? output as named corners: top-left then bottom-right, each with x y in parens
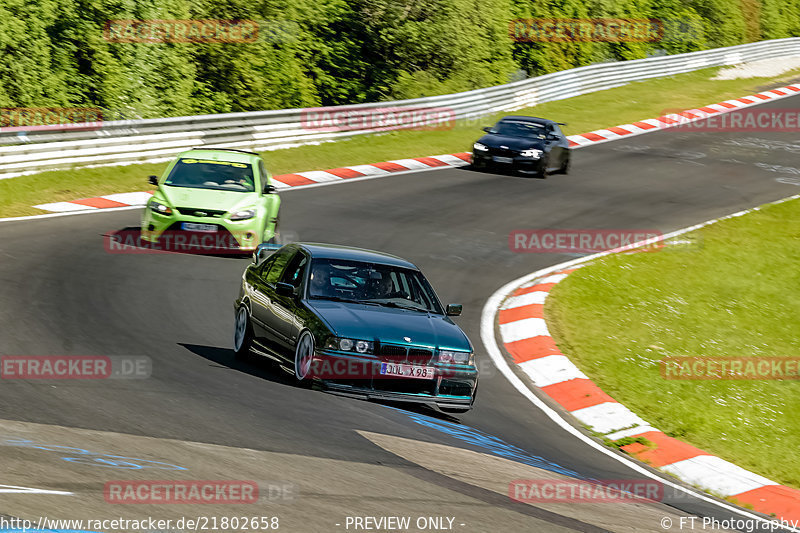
top-left (307, 258), bottom-right (444, 314)
top-left (164, 158), bottom-right (256, 192)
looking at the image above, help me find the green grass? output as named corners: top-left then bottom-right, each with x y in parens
top-left (3, 65), bottom-right (800, 217)
top-left (545, 197), bottom-right (800, 489)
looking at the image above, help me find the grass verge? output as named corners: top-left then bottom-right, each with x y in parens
top-left (3, 65), bottom-right (800, 217)
top-left (545, 197), bottom-right (800, 489)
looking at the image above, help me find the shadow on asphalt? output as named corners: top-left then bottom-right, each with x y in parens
top-left (180, 342), bottom-right (461, 424)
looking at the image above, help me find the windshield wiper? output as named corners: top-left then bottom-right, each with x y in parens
top-left (377, 301), bottom-right (427, 312)
top-left (312, 296), bottom-right (379, 306)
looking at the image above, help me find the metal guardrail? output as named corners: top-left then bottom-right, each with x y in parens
top-left (1, 38), bottom-right (799, 178)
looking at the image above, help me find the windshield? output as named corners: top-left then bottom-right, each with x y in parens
top-left (164, 158), bottom-right (255, 192)
top-left (492, 121), bottom-right (547, 139)
top-left (307, 258), bottom-right (444, 314)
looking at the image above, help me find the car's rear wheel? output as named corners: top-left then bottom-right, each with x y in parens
top-left (294, 330), bottom-right (315, 382)
top-left (233, 305), bottom-right (253, 360)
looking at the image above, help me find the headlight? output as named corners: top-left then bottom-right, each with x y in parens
top-left (149, 200), bottom-right (172, 216)
top-left (439, 350), bottom-right (473, 365)
top-left (230, 209), bottom-right (256, 221)
top-left (473, 142), bottom-right (489, 152)
top-left (520, 149), bottom-right (542, 158)
top-left (325, 337), bottom-right (374, 354)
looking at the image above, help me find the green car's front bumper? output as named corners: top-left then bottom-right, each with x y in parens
top-left (141, 208), bottom-right (277, 252)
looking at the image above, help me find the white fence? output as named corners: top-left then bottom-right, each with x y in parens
top-left (1, 38), bottom-right (799, 178)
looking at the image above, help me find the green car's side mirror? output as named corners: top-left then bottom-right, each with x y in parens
top-left (446, 304), bottom-right (462, 316)
top-left (148, 175), bottom-right (159, 186)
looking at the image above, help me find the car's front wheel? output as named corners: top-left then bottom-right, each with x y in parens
top-left (557, 155), bottom-right (571, 175)
top-left (233, 305), bottom-right (254, 360)
top-left (294, 330), bottom-right (315, 382)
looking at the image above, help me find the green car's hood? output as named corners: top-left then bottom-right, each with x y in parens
top-left (157, 185), bottom-right (257, 212)
top-left (306, 300), bottom-right (472, 352)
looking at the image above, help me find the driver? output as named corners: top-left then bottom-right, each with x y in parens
top-left (370, 273), bottom-right (396, 299)
top-left (310, 263), bottom-right (333, 297)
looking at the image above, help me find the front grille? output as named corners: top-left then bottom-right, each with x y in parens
top-left (176, 207), bottom-right (227, 217)
top-left (378, 344), bottom-right (407, 358)
top-left (377, 344), bottom-right (433, 364)
top-left (487, 146), bottom-right (519, 157)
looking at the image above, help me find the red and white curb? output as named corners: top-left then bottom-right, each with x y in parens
top-left (488, 195), bottom-right (800, 524)
top-left (32, 153), bottom-right (472, 213)
top-left (28, 81), bottom-right (800, 214)
top-left (565, 83), bottom-right (800, 147)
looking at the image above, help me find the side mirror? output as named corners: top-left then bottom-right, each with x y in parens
top-left (482, 126), bottom-right (493, 133)
top-left (252, 243), bottom-right (275, 265)
top-left (446, 304), bottom-right (462, 316)
top-left (148, 175), bottom-right (159, 186)
top-left (275, 282), bottom-right (294, 297)
top-left (263, 183), bottom-right (277, 194)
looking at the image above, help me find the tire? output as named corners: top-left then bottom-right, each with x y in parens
top-left (233, 305), bottom-right (254, 360)
top-left (294, 330), bottom-right (315, 383)
top-left (534, 158), bottom-right (548, 179)
top-left (558, 155), bottom-right (571, 175)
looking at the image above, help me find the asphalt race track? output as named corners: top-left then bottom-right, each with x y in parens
top-left (1, 92), bottom-right (799, 532)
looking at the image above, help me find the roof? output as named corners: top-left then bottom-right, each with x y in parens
top-left (178, 148), bottom-right (261, 164)
top-left (498, 116), bottom-right (554, 125)
top-left (295, 243), bottom-right (418, 269)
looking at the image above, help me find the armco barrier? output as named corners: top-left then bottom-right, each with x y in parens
top-left (1, 38), bottom-right (799, 179)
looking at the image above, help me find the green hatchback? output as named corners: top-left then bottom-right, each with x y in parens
top-left (141, 148), bottom-right (281, 252)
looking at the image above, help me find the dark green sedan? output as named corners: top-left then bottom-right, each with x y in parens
top-left (233, 243), bottom-right (478, 413)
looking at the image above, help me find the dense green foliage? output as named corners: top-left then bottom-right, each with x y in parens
top-left (0, 0), bottom-right (797, 118)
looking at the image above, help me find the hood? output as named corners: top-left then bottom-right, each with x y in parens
top-left (306, 300), bottom-right (472, 352)
top-left (478, 134), bottom-right (546, 151)
top-left (156, 185), bottom-right (257, 212)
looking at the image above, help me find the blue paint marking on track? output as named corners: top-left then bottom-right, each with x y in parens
top-left (393, 408), bottom-right (588, 479)
top-left (0, 437), bottom-right (186, 470)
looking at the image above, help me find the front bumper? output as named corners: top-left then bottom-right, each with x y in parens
top-left (141, 211), bottom-right (268, 251)
top-left (311, 351), bottom-right (478, 412)
top-left (472, 151), bottom-right (544, 173)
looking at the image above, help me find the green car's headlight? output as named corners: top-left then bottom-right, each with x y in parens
top-left (149, 200), bottom-right (173, 216)
top-left (230, 209), bottom-right (256, 221)
top-left (439, 350), bottom-right (473, 365)
top-left (325, 337), bottom-right (374, 354)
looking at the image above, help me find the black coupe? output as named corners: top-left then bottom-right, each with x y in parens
top-left (472, 116), bottom-right (571, 177)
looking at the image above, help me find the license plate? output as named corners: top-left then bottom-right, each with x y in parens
top-left (181, 222), bottom-right (217, 233)
top-left (492, 156), bottom-right (514, 164)
top-left (380, 363), bottom-right (435, 380)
